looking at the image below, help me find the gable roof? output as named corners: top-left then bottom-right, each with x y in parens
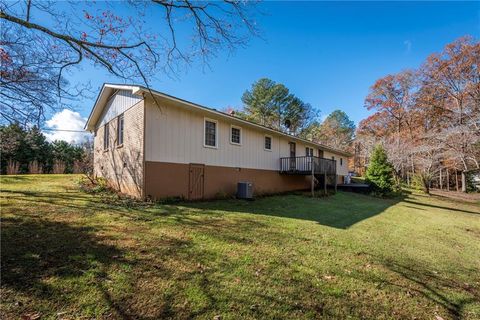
top-left (85, 83), bottom-right (352, 157)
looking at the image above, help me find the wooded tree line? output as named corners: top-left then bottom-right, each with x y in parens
top-left (355, 37), bottom-right (480, 192)
top-left (0, 123), bottom-right (92, 175)
top-left (233, 78), bottom-right (356, 150)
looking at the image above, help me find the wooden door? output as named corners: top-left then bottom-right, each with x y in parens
top-left (289, 142), bottom-right (296, 170)
top-left (188, 164), bottom-right (204, 200)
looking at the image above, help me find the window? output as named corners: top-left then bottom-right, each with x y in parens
top-left (332, 156), bottom-right (335, 161)
top-left (264, 136), bottom-right (272, 150)
top-left (204, 119), bottom-right (217, 148)
top-left (306, 147), bottom-right (314, 157)
top-left (318, 149), bottom-right (324, 158)
top-left (117, 114), bottom-right (124, 146)
top-left (103, 123), bottom-right (109, 150)
top-left (340, 158), bottom-right (343, 166)
top-left (230, 126), bottom-right (241, 145)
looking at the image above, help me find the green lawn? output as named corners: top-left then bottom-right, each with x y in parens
top-left (1, 175), bottom-right (479, 320)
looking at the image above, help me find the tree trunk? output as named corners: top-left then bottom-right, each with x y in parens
top-left (439, 169), bottom-right (443, 190)
top-left (455, 170), bottom-right (459, 191)
top-left (461, 171), bottom-right (467, 193)
top-left (446, 169), bottom-right (449, 192)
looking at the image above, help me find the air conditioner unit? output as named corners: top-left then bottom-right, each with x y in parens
top-left (237, 182), bottom-right (253, 199)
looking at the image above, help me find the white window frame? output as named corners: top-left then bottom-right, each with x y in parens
top-left (117, 113), bottom-right (124, 146)
top-left (103, 123), bottom-right (109, 150)
top-left (203, 117), bottom-right (218, 149)
top-left (264, 135), bottom-right (272, 151)
top-left (230, 125), bottom-right (242, 146)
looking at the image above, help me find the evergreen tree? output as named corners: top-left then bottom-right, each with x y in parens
top-left (0, 123), bottom-right (86, 174)
top-left (0, 123), bottom-right (28, 173)
top-left (241, 78), bottom-right (291, 129)
top-left (365, 144), bottom-right (395, 194)
top-left (240, 78), bottom-right (317, 135)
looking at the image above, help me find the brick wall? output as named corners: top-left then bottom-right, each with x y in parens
top-left (93, 100), bottom-right (145, 198)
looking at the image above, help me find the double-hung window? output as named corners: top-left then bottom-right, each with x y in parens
top-left (204, 119), bottom-right (218, 148)
top-left (264, 136), bottom-right (272, 151)
top-left (117, 114), bottom-right (124, 146)
top-left (230, 126), bottom-right (241, 145)
top-left (103, 123), bottom-right (110, 150)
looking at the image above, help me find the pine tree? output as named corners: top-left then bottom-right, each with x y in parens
top-left (365, 144), bottom-right (395, 194)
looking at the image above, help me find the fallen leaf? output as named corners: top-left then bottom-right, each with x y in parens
top-left (22, 313), bottom-right (41, 320)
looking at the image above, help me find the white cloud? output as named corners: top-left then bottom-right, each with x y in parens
top-left (44, 109), bottom-right (90, 144)
top-left (403, 40), bottom-right (412, 54)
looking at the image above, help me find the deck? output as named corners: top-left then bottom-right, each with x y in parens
top-left (279, 156), bottom-right (336, 176)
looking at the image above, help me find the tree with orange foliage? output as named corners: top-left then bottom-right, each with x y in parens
top-left (356, 36), bottom-right (480, 192)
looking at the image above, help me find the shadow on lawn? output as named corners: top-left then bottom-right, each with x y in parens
top-left (402, 198), bottom-right (480, 215)
top-left (182, 192), bottom-right (404, 229)
top-left (365, 257), bottom-right (480, 320)
top-left (1, 209), bottom-right (291, 319)
top-left (1, 216), bottom-right (125, 316)
top-left (1, 216), bottom-right (197, 319)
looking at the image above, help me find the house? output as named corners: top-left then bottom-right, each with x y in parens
top-left (85, 84), bottom-right (351, 200)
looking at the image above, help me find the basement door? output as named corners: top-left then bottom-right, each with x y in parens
top-left (188, 164), bottom-right (205, 200)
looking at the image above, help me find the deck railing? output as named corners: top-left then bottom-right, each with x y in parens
top-left (279, 156), bottom-right (336, 175)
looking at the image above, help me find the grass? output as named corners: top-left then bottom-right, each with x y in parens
top-left (1, 174), bottom-right (479, 320)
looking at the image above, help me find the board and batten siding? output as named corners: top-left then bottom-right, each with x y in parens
top-left (145, 98), bottom-right (348, 175)
top-left (323, 151), bottom-right (348, 177)
top-left (97, 90), bottom-right (143, 129)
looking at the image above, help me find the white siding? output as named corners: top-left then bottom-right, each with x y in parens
top-left (97, 90), bottom-right (143, 128)
top-left (145, 99), bottom-right (348, 173)
top-left (323, 151), bottom-right (349, 176)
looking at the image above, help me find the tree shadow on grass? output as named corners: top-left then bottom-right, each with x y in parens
top-left (1, 216), bottom-right (126, 317)
top-left (370, 258), bottom-right (479, 320)
top-left (0, 215), bottom-right (197, 319)
top-left (1, 217), bottom-right (123, 289)
top-left (402, 199), bottom-right (480, 215)
top-left (181, 192), bottom-right (404, 229)
top-left (1, 212), bottom-right (285, 319)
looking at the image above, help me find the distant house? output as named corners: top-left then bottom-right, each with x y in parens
top-left (85, 84), bottom-right (351, 200)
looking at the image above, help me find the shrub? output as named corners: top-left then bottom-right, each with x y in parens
top-left (77, 175), bottom-right (111, 194)
top-left (365, 144), bottom-right (394, 196)
top-left (466, 170), bottom-right (480, 193)
top-left (412, 172), bottom-right (433, 194)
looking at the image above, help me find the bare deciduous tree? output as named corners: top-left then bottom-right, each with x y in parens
top-left (0, 0), bottom-right (259, 125)
top-left (356, 37), bottom-right (480, 192)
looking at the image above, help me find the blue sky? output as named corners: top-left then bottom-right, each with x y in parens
top-left (56, 1), bottom-right (479, 138)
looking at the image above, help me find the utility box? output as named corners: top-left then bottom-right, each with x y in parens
top-left (237, 182), bottom-right (253, 199)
